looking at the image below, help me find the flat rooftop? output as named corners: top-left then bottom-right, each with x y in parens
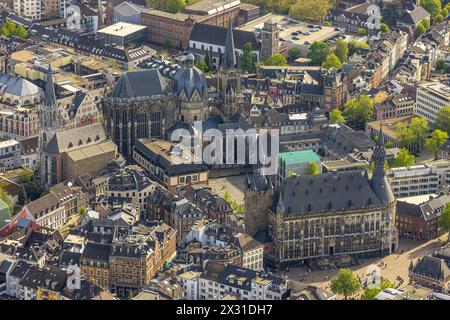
top-left (279, 150), bottom-right (320, 165)
top-left (419, 81), bottom-right (450, 100)
top-left (142, 9), bottom-right (201, 21)
top-left (237, 14), bottom-right (342, 46)
top-left (139, 139), bottom-right (200, 165)
top-left (97, 22), bottom-right (147, 37)
top-left (0, 140), bottom-right (19, 148)
top-left (184, 0), bottom-right (241, 15)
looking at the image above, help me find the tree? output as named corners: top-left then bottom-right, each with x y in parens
top-left (385, 141), bottom-right (394, 148)
top-left (435, 14), bottom-right (445, 22)
top-left (342, 95), bottom-right (374, 129)
top-left (1, 24), bottom-right (10, 37)
top-left (422, 18), bottom-right (431, 30)
top-left (164, 37), bottom-right (173, 50)
top-left (435, 105), bottom-right (450, 135)
top-left (307, 162), bottom-right (320, 175)
top-left (240, 42), bottom-right (257, 73)
top-left (421, 0), bottom-right (442, 19)
top-left (348, 41), bottom-right (369, 56)
top-left (439, 203), bottom-right (450, 241)
top-left (330, 268), bottom-right (361, 300)
top-left (415, 23), bottom-right (426, 38)
top-left (334, 39), bottom-right (349, 63)
top-left (18, 170), bottom-right (33, 183)
top-left (322, 53), bottom-right (343, 69)
top-left (288, 47), bottom-right (302, 61)
top-left (0, 187), bottom-right (12, 214)
top-left (23, 182), bottom-right (43, 202)
top-left (330, 108), bottom-right (345, 124)
top-left (436, 59), bottom-right (447, 73)
top-left (357, 28), bottom-right (366, 36)
top-left (195, 60), bottom-right (208, 73)
top-left (262, 53), bottom-right (288, 66)
top-left (361, 278), bottom-right (394, 300)
top-left (396, 117), bottom-right (429, 152)
top-left (80, 207), bottom-right (88, 215)
top-left (379, 23), bottom-right (390, 33)
top-left (425, 129), bottom-right (449, 157)
top-left (382, 0), bottom-right (403, 27)
top-left (393, 148), bottom-right (415, 167)
top-left (308, 41), bottom-right (329, 65)
top-left (442, 7), bottom-right (448, 17)
top-left (15, 24), bottom-right (28, 38)
top-left (204, 51), bottom-right (212, 70)
top-left (289, 0), bottom-right (332, 23)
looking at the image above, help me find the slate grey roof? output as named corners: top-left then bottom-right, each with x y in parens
top-left (45, 123), bottom-right (107, 154)
top-left (370, 126), bottom-right (395, 204)
top-left (190, 22), bottom-right (260, 52)
top-left (25, 192), bottom-right (62, 218)
top-left (400, 6), bottom-right (430, 25)
top-left (19, 265), bottom-right (67, 291)
top-left (114, 1), bottom-right (145, 17)
top-left (107, 167), bottom-right (152, 192)
top-left (81, 242), bottom-right (111, 262)
top-left (412, 255), bottom-right (450, 281)
top-left (9, 261), bottom-right (32, 279)
top-left (222, 20), bottom-right (237, 70)
top-left (231, 233), bottom-right (262, 251)
top-left (276, 171), bottom-right (382, 215)
top-left (420, 195), bottom-right (450, 222)
top-left (0, 73), bottom-right (41, 97)
top-left (43, 64), bottom-right (57, 107)
top-left (108, 69), bottom-right (170, 100)
top-left (201, 261), bottom-right (284, 292)
top-left (396, 201), bottom-right (422, 218)
top-left (174, 54), bottom-right (207, 101)
top-left (68, 91), bottom-right (87, 116)
top-left (59, 251), bottom-right (81, 267)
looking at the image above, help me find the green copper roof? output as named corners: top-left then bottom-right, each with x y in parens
top-left (279, 150), bottom-right (320, 165)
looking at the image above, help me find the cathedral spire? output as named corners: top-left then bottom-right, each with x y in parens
top-left (222, 20), bottom-right (236, 70)
top-left (276, 193), bottom-right (285, 213)
top-left (372, 122), bottom-right (386, 178)
top-left (44, 64), bottom-right (57, 107)
top-left (370, 122), bottom-right (395, 204)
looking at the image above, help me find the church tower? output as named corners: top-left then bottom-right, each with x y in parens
top-left (370, 123), bottom-right (398, 254)
top-left (174, 54), bottom-right (209, 124)
top-left (217, 20), bottom-right (244, 118)
top-left (38, 64), bottom-right (60, 189)
top-left (260, 19), bottom-right (279, 62)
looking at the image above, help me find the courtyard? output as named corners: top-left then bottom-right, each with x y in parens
top-left (279, 235), bottom-right (448, 295)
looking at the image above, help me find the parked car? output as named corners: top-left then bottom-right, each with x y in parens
top-left (303, 31), bottom-right (311, 35)
top-left (292, 36), bottom-right (300, 40)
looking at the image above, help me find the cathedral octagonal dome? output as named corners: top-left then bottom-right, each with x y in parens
top-left (174, 54), bottom-right (207, 102)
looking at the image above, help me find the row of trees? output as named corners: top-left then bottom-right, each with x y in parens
top-left (395, 116), bottom-right (449, 157)
top-left (17, 170), bottom-right (44, 206)
top-left (329, 95), bottom-right (374, 129)
top-left (1, 20), bottom-right (28, 38)
top-left (307, 40), bottom-right (370, 70)
top-left (144, 0), bottom-right (200, 14)
top-left (223, 191), bottom-right (245, 214)
top-left (243, 0), bottom-right (333, 22)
